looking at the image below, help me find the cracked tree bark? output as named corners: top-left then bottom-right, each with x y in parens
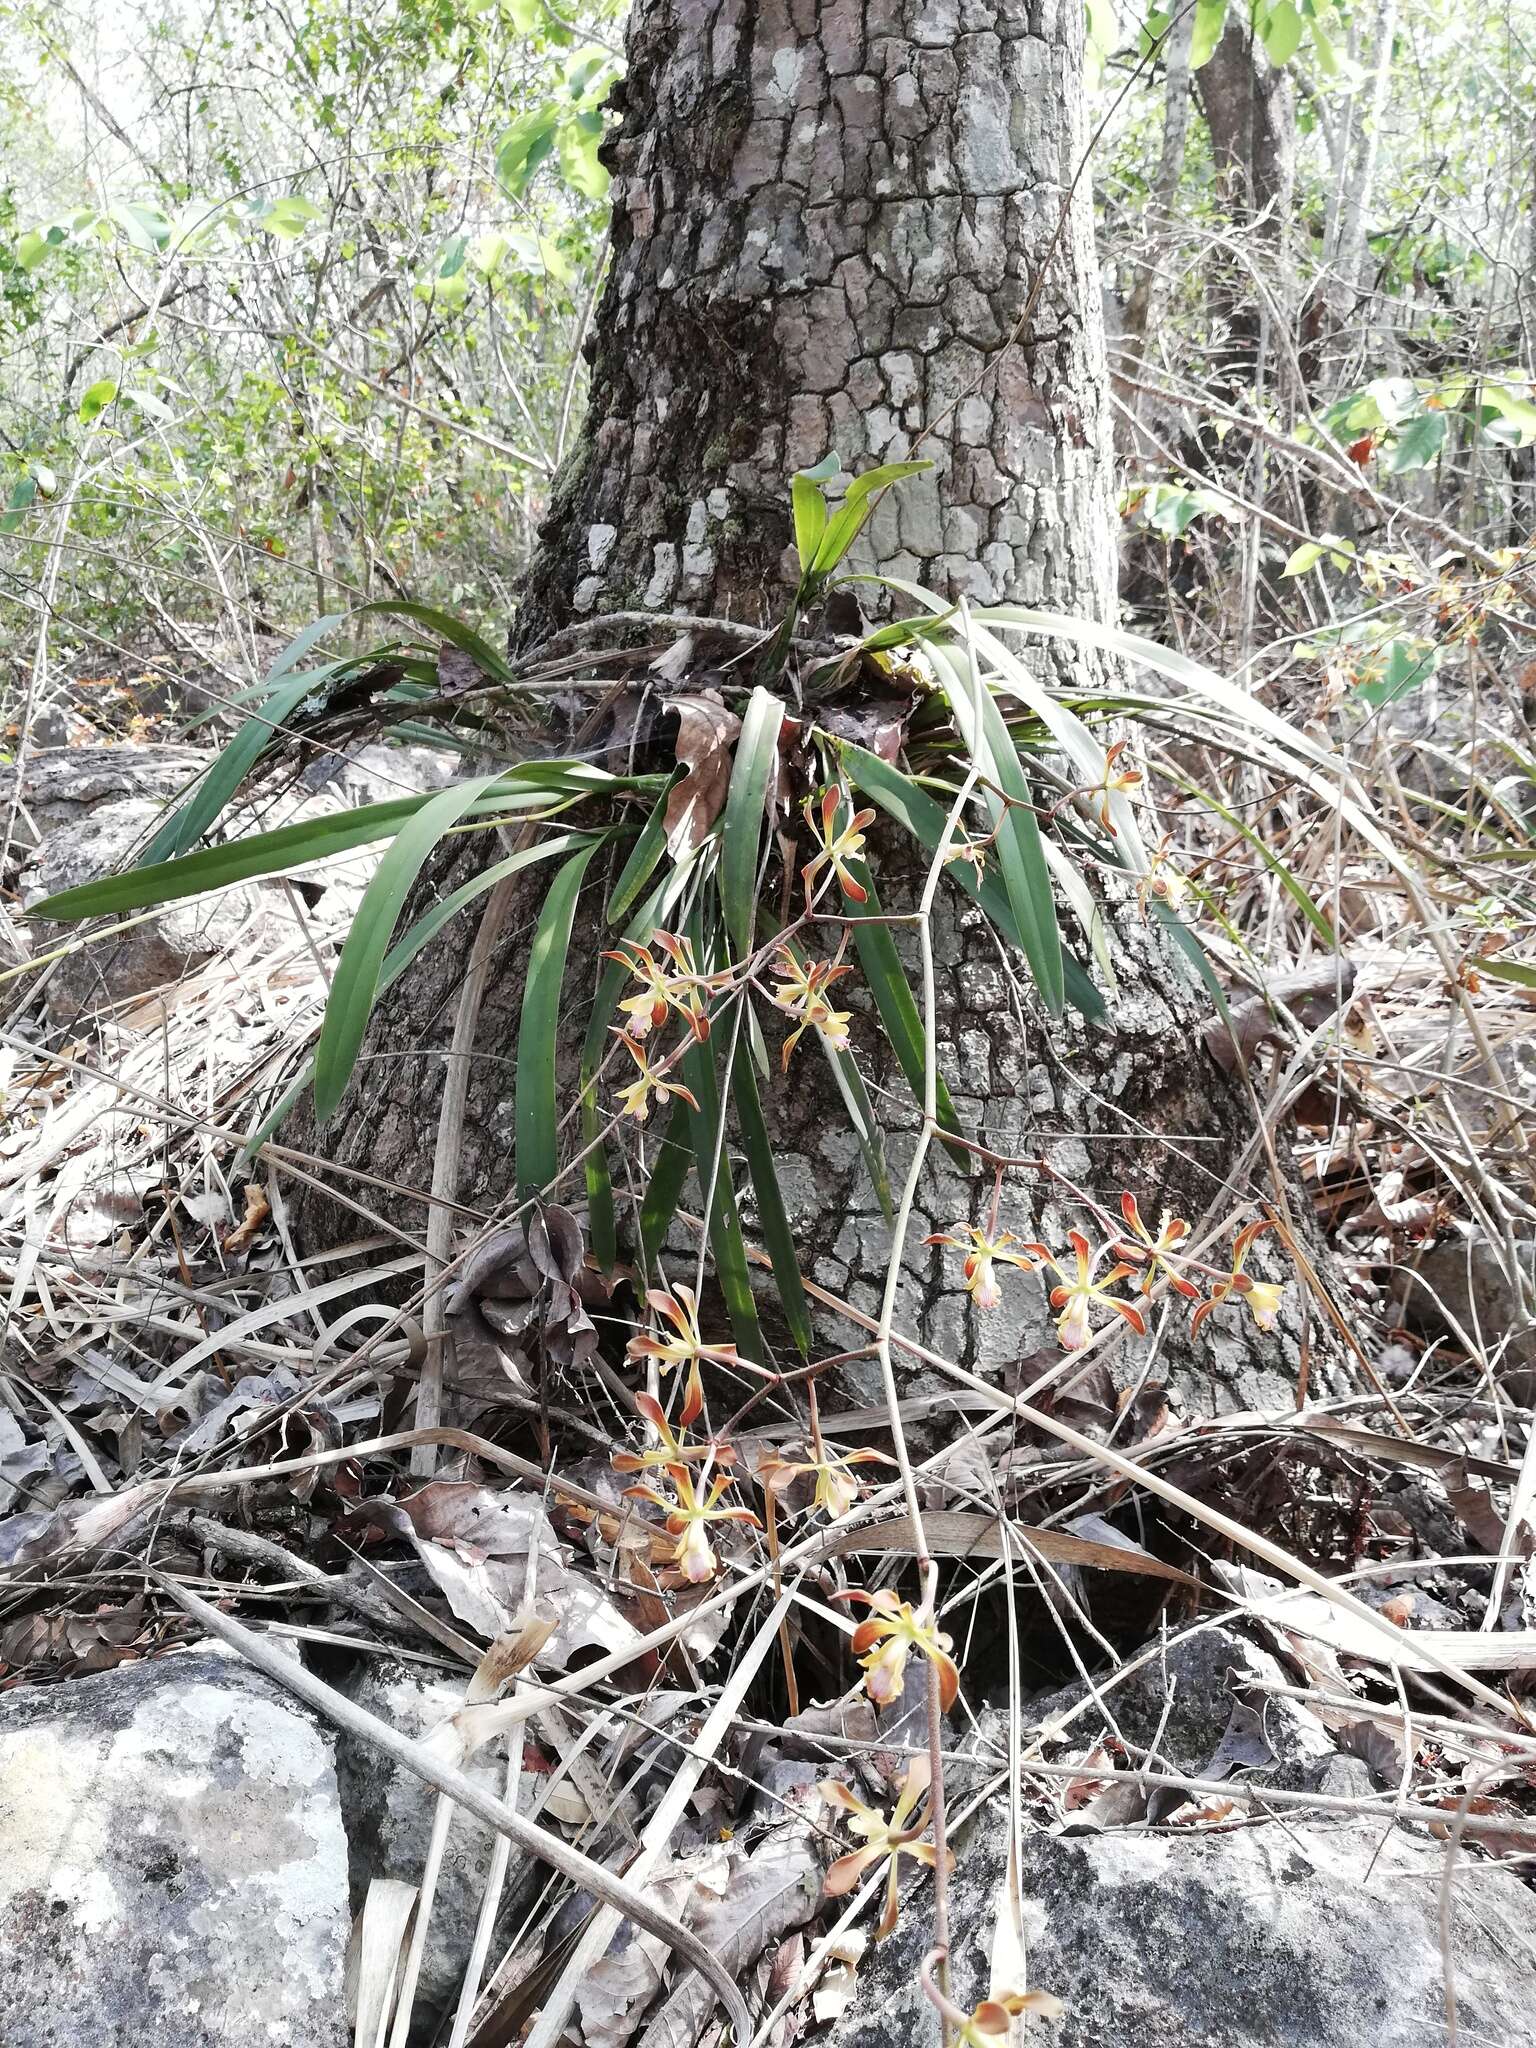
top-left (517, 0), bottom-right (1117, 640)
top-left (287, 0), bottom-right (1331, 1422)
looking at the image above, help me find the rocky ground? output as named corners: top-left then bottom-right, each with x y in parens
top-left (1, 713), bottom-right (1534, 2046)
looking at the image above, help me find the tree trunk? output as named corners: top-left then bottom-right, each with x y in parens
top-left (1195, 15), bottom-right (1296, 237)
top-left (516, 0), bottom-right (1117, 643)
top-left (1331, 0), bottom-right (1397, 310)
top-left (1194, 14), bottom-right (1297, 398)
top-left (1120, 5), bottom-right (1196, 366)
top-left (287, 0), bottom-right (1329, 1424)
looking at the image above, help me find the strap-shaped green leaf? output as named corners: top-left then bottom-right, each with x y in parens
top-left (579, 870), bottom-right (677, 1268)
top-left (141, 658), bottom-right (348, 867)
top-left (681, 1024), bottom-right (762, 1359)
top-left (729, 1038), bottom-right (812, 1356)
top-left (606, 779), bottom-right (675, 925)
top-left (935, 639), bottom-right (1064, 1016)
top-left (810, 460), bottom-right (934, 577)
top-left (970, 615), bottom-right (1149, 869)
top-left (720, 687), bottom-right (784, 956)
top-left (313, 771), bottom-right (513, 1124)
top-left (36, 781), bottom-right (569, 928)
top-left (583, 853), bottom-right (705, 1265)
top-left (35, 788), bottom-right (483, 923)
top-left (356, 597), bottom-right (516, 685)
top-left (841, 858), bottom-right (966, 1165)
top-left (1150, 898), bottom-right (1235, 1037)
top-left (838, 740), bottom-right (1106, 1024)
top-left (515, 840), bottom-right (601, 1200)
top-left (1470, 955), bottom-right (1536, 991)
top-left (242, 831), bottom-right (593, 1158)
top-left (761, 911), bottom-right (894, 1218)
top-left (791, 473), bottom-right (829, 576)
top-left (681, 915), bottom-right (762, 1357)
top-left (638, 1105), bottom-right (693, 1273)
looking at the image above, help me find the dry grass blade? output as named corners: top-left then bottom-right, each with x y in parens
top-left (517, 1577), bottom-right (800, 2048)
top-left (148, 1572), bottom-right (754, 2043)
top-left (351, 1878), bottom-right (419, 2048)
top-left (818, 1508), bottom-right (1198, 1588)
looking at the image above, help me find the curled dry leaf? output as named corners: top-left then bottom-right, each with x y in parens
top-left (614, 1540), bottom-right (738, 1662)
top-left (53, 1170), bottom-right (147, 1250)
top-left (1353, 1168), bottom-right (1437, 1233)
top-left (1443, 1477), bottom-right (1510, 1552)
top-left (1205, 959), bottom-right (1360, 1073)
top-left (1163, 1796), bottom-right (1239, 1826)
top-left (1331, 1712), bottom-right (1411, 1785)
top-left (5, 1481), bottom-right (160, 1569)
top-left (775, 1694), bottom-right (880, 1756)
top-left (446, 1204), bottom-right (605, 1387)
top-left (179, 1365), bottom-right (309, 1454)
top-left (636, 1826), bottom-right (824, 2048)
top-left (222, 1180), bottom-right (271, 1252)
top-left (663, 690), bottom-right (741, 856)
top-left (0, 1594), bottom-right (149, 1677)
top-left (1060, 1742), bottom-right (1118, 1812)
top-left (347, 1481), bottom-right (641, 1668)
top-left (812, 1933), bottom-right (868, 2025)
top-left (575, 1862), bottom-right (700, 2048)
top-left (1429, 1796), bottom-right (1536, 1858)
top-left (816, 699), bottom-right (912, 764)
top-left (764, 1929), bottom-right (804, 2019)
top-left (820, 1506), bottom-right (1198, 1589)
top-left (0, 1410), bottom-right (48, 1512)
top-left (1071, 1776), bottom-right (1149, 1830)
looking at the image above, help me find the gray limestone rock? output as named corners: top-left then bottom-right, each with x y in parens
top-left (1397, 1222), bottom-right (1536, 1368)
top-left (825, 1803), bottom-right (1536, 2048)
top-left (0, 1649), bottom-right (350, 2046)
top-left (21, 798), bottom-right (281, 1019)
top-left (334, 1659), bottom-right (536, 2033)
top-left (0, 744), bottom-right (208, 846)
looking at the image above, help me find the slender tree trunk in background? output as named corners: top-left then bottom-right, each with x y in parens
top-left (1189, 13), bottom-right (1301, 656)
top-left (1195, 13), bottom-right (1297, 397)
top-left (1120, 4), bottom-right (1196, 366)
top-left (1332, 0), bottom-right (1398, 315)
top-left (1195, 14), bottom-right (1297, 235)
top-left (288, 0), bottom-right (1326, 1422)
top-left (1521, 152), bottom-right (1536, 370)
top-left (1506, 138), bottom-right (1536, 546)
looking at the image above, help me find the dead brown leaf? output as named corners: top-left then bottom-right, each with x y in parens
top-left (5, 1481), bottom-right (159, 1568)
top-left (447, 1205), bottom-right (604, 1388)
top-left (0, 1594), bottom-right (148, 1676)
top-left (811, 1934), bottom-right (866, 2025)
top-left (637, 1825), bottom-right (823, 2048)
top-left (222, 1181), bottom-right (271, 1252)
top-left (816, 699), bottom-right (911, 764)
top-left (818, 1507), bottom-right (1198, 1588)
top-left (1164, 1796), bottom-right (1238, 1826)
top-left (663, 691), bottom-right (740, 855)
top-left (346, 1481), bottom-right (642, 1667)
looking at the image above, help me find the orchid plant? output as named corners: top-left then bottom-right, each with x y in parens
top-left (822, 1756), bottom-right (955, 1939)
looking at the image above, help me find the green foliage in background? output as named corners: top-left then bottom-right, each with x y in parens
top-left (0, 0), bottom-right (623, 645)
